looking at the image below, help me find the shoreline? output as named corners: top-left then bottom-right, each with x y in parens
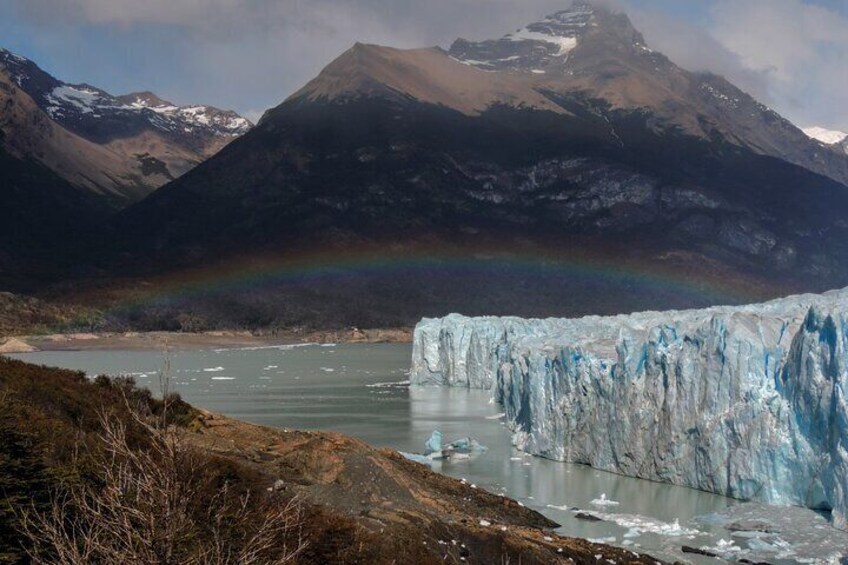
top-left (0, 327), bottom-right (413, 354)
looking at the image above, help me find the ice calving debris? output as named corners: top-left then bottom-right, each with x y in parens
top-left (591, 513), bottom-right (699, 537)
top-left (590, 494), bottom-right (619, 507)
top-left (366, 380), bottom-right (410, 388)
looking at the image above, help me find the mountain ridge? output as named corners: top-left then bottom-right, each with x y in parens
top-left (9, 1), bottom-right (848, 331)
top-left (0, 47), bottom-right (251, 204)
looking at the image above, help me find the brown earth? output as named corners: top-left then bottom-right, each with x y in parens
top-left (186, 409), bottom-right (663, 565)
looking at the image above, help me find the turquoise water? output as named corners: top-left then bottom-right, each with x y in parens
top-left (13, 343), bottom-right (847, 564)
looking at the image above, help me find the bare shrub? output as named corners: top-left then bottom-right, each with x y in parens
top-left (18, 384), bottom-right (306, 564)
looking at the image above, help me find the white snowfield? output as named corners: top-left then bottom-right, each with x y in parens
top-left (803, 126), bottom-right (848, 146)
top-left (45, 85), bottom-right (250, 136)
top-left (411, 288), bottom-right (848, 529)
top-left (505, 29), bottom-right (578, 56)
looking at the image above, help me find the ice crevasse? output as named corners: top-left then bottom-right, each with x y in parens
top-left (410, 288), bottom-right (848, 529)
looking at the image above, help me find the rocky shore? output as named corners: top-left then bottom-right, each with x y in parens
top-left (0, 327), bottom-right (413, 354)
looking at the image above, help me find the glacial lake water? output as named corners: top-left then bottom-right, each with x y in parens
top-left (12, 343), bottom-right (848, 564)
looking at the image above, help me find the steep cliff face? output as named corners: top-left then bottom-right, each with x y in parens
top-left (411, 289), bottom-right (848, 529)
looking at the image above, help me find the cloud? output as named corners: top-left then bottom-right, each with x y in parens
top-left (622, 6), bottom-right (773, 105)
top-left (4, 0), bottom-right (847, 130)
top-left (707, 0), bottom-right (848, 128)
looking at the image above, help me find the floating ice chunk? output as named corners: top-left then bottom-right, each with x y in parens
top-left (366, 380), bottom-right (410, 388)
top-left (590, 494), bottom-right (619, 507)
top-left (203, 366), bottom-right (225, 372)
top-left (424, 431), bottom-right (443, 453)
top-left (705, 538), bottom-right (742, 558)
top-left (400, 452), bottom-right (433, 466)
top-left (422, 431), bottom-right (487, 460)
top-left (591, 513), bottom-right (699, 537)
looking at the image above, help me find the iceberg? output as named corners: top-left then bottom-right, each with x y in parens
top-left (410, 288), bottom-right (848, 529)
top-left (424, 430), bottom-right (443, 454)
top-left (402, 431), bottom-right (488, 464)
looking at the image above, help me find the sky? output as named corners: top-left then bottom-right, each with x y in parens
top-left (1, 0), bottom-right (846, 130)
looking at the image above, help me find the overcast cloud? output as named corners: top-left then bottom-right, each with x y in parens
top-left (2, 0), bottom-right (846, 129)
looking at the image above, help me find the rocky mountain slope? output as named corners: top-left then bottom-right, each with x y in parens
top-left (447, 6), bottom-right (848, 187)
top-left (0, 47), bottom-right (250, 205)
top-left (0, 133), bottom-right (109, 283)
top-left (412, 286), bottom-right (848, 532)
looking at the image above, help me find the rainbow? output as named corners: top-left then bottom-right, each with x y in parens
top-left (97, 244), bottom-right (779, 318)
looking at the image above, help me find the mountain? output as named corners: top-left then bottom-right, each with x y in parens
top-left (105, 2), bottom-right (848, 328)
top-left (64, 3), bottom-right (848, 327)
top-left (0, 48), bottom-right (251, 205)
top-left (0, 132), bottom-right (108, 285)
top-left (447, 6), bottom-right (848, 187)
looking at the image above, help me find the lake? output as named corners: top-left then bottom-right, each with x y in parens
top-left (12, 343), bottom-right (847, 564)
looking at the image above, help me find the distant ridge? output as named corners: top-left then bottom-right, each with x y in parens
top-left (0, 47), bottom-right (251, 204)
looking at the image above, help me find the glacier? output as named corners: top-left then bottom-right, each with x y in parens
top-left (410, 289), bottom-right (848, 529)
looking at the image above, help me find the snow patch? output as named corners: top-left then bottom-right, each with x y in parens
top-left (802, 126), bottom-right (848, 145)
top-left (505, 29), bottom-right (578, 56)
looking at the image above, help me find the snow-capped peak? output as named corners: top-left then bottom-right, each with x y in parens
top-left (449, 4), bottom-right (596, 72)
top-left (0, 46), bottom-right (27, 64)
top-left (1, 48), bottom-right (252, 138)
top-left (501, 4), bottom-right (595, 57)
top-left (803, 126), bottom-right (848, 146)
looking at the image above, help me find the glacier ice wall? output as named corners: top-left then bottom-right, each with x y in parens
top-left (410, 289), bottom-right (848, 529)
